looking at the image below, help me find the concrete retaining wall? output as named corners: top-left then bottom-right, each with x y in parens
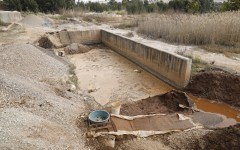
top-left (58, 30), bottom-right (101, 46)
top-left (101, 30), bottom-right (192, 89)
top-left (0, 11), bottom-right (22, 23)
top-left (56, 29), bottom-right (191, 88)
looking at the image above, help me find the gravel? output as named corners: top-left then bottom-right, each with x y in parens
top-left (164, 129), bottom-right (212, 149)
top-left (0, 44), bottom-right (68, 81)
top-left (0, 43), bottom-right (89, 149)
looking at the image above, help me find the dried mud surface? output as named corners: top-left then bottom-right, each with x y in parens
top-left (120, 90), bottom-right (194, 116)
top-left (185, 69), bottom-right (240, 108)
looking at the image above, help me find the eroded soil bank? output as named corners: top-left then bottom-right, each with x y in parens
top-left (185, 69), bottom-right (240, 108)
top-left (120, 90), bottom-right (193, 116)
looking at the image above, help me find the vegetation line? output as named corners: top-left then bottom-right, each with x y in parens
top-left (138, 12), bottom-right (240, 53)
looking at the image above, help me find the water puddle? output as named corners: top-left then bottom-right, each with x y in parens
top-left (189, 95), bottom-right (240, 122)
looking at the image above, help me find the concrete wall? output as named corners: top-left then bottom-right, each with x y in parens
top-left (0, 11), bottom-right (22, 23)
top-left (56, 29), bottom-right (191, 88)
top-left (101, 30), bottom-right (192, 89)
top-left (58, 30), bottom-right (101, 46)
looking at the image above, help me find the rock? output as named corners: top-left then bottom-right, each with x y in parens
top-left (70, 84), bottom-right (76, 91)
top-left (134, 69), bottom-right (142, 73)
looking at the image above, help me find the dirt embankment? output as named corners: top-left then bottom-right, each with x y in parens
top-left (120, 90), bottom-right (194, 116)
top-left (193, 124), bottom-right (240, 149)
top-left (185, 69), bottom-right (240, 108)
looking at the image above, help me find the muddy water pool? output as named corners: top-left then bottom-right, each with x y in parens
top-left (190, 95), bottom-right (240, 122)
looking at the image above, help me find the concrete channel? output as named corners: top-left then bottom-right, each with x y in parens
top-left (58, 29), bottom-right (192, 89)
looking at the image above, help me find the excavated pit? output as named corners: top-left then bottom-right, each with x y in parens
top-left (37, 30), bottom-right (240, 123)
top-left (37, 30), bottom-right (240, 149)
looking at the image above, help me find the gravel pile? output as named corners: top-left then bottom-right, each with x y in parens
top-left (0, 43), bottom-right (90, 149)
top-left (0, 44), bottom-right (68, 81)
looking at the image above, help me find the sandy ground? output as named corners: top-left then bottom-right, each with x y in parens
top-left (70, 46), bottom-right (172, 106)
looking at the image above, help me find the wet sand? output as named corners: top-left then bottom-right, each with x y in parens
top-left (70, 47), bottom-right (172, 106)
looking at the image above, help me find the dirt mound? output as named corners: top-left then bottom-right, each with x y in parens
top-left (185, 70), bottom-right (240, 108)
top-left (193, 124), bottom-right (240, 149)
top-left (20, 14), bottom-right (53, 27)
top-left (38, 36), bottom-right (54, 49)
top-left (120, 90), bottom-right (194, 116)
top-left (64, 43), bottom-right (91, 55)
top-left (37, 32), bottom-right (64, 49)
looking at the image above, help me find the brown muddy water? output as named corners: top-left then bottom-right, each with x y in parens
top-left (190, 95), bottom-right (240, 122)
top-left (70, 46), bottom-right (240, 123)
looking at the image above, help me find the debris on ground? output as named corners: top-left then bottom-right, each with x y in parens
top-left (64, 43), bottom-right (91, 55)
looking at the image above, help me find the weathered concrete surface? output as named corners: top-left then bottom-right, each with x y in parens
top-left (101, 30), bottom-right (192, 89)
top-left (55, 29), bottom-right (191, 88)
top-left (0, 11), bottom-right (22, 23)
top-left (58, 30), bottom-right (101, 46)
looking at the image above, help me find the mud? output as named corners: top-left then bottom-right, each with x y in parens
top-left (185, 69), bottom-right (240, 108)
top-left (120, 90), bottom-right (194, 116)
top-left (190, 95), bottom-right (240, 122)
top-left (193, 124), bottom-right (240, 149)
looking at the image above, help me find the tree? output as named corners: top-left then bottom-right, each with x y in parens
top-left (122, 0), bottom-right (128, 9)
top-left (199, 0), bottom-right (214, 13)
top-left (108, 0), bottom-right (122, 11)
top-left (156, 0), bottom-right (168, 12)
top-left (220, 0), bottom-right (240, 11)
top-left (186, 0), bottom-right (200, 13)
top-left (126, 0), bottom-right (144, 14)
top-left (168, 0), bottom-right (188, 12)
top-left (3, 0), bottom-right (22, 11)
top-left (3, 0), bottom-right (38, 12)
top-left (21, 0), bottom-right (38, 12)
